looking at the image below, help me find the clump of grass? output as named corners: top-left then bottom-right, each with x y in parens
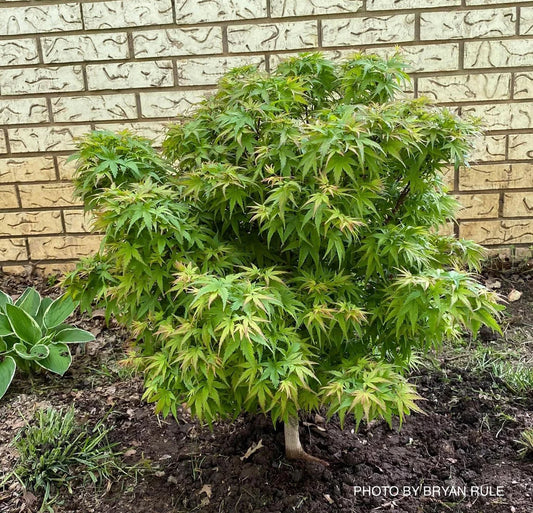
top-left (516, 428), bottom-right (533, 459)
top-left (9, 406), bottom-right (136, 512)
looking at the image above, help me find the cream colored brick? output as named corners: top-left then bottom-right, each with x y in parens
top-left (322, 15), bottom-right (415, 47)
top-left (466, 0), bottom-right (525, 4)
top-left (0, 38), bottom-right (38, 66)
top-left (1, 265), bottom-right (32, 275)
top-left (509, 134), bottom-right (533, 160)
top-left (140, 90), bottom-right (210, 118)
top-left (0, 132), bottom-right (6, 154)
top-left (454, 193), bottom-right (499, 219)
top-left (418, 74), bottom-right (511, 103)
top-left (56, 156), bottom-right (77, 181)
top-left (515, 72), bottom-right (533, 100)
top-left (94, 122), bottom-right (169, 146)
top-left (8, 126), bottom-right (90, 154)
top-left (42, 33), bottom-right (129, 64)
top-left (228, 21), bottom-right (318, 52)
top-left (82, 0), bottom-right (173, 30)
top-left (63, 210), bottom-right (94, 233)
top-left (0, 66), bottom-right (84, 95)
top-left (460, 220), bottom-right (533, 244)
top-left (368, 0), bottom-right (459, 8)
top-left (521, 6), bottom-right (533, 35)
top-left (35, 262), bottom-right (77, 276)
top-left (462, 103), bottom-right (533, 130)
top-left (441, 167), bottom-right (455, 190)
top-left (177, 55), bottom-right (265, 86)
top-left (87, 62), bottom-right (173, 90)
top-left (52, 95), bottom-right (138, 122)
top-left (503, 192), bottom-right (533, 217)
top-left (459, 164), bottom-right (532, 191)
top-left (0, 4), bottom-right (82, 35)
top-left (29, 235), bottom-right (103, 260)
top-left (437, 222), bottom-right (455, 237)
top-left (19, 183), bottom-right (79, 208)
top-left (0, 98), bottom-right (48, 125)
top-left (133, 27), bottom-right (223, 58)
top-left (0, 239), bottom-right (27, 262)
top-left (0, 157), bottom-right (56, 183)
top-left (271, 0), bottom-right (362, 16)
top-left (175, 0), bottom-right (267, 23)
top-left (470, 135), bottom-right (506, 162)
top-left (0, 212), bottom-right (62, 237)
top-left (465, 40), bottom-right (533, 69)
top-left (362, 43), bottom-right (460, 73)
top-left (421, 9), bottom-right (515, 40)
top-left (0, 185), bottom-right (19, 209)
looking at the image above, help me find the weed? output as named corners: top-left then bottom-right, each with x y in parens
top-left (9, 406), bottom-right (136, 512)
top-left (516, 428), bottom-right (533, 458)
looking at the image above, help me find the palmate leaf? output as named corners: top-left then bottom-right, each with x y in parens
top-left (0, 356), bottom-right (16, 399)
top-left (62, 52), bottom-right (501, 430)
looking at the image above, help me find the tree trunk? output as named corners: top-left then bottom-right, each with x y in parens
top-left (284, 415), bottom-right (329, 466)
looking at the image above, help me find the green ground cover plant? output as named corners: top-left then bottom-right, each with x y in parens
top-left (63, 52), bottom-right (503, 463)
top-left (0, 288), bottom-right (94, 399)
top-left (6, 407), bottom-right (132, 511)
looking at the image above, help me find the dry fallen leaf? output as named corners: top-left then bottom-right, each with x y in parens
top-left (508, 289), bottom-right (522, 302)
top-left (240, 439), bottom-right (264, 461)
top-left (485, 279), bottom-right (501, 289)
top-left (324, 494), bottom-right (334, 504)
top-left (198, 484), bottom-right (212, 498)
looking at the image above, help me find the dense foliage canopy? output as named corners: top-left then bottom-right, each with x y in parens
top-left (64, 53), bottom-right (502, 429)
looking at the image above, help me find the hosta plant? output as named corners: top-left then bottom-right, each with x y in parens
top-left (63, 52), bottom-right (503, 464)
top-left (0, 288), bottom-right (94, 399)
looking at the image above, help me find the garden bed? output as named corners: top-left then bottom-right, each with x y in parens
top-left (1, 264), bottom-right (532, 513)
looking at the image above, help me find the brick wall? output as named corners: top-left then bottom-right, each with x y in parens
top-left (0, 0), bottom-right (531, 274)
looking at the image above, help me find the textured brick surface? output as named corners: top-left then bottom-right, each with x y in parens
top-left (175, 0), bottom-right (267, 22)
top-left (0, 66), bottom-right (84, 95)
top-left (86, 61), bottom-right (174, 90)
top-left (52, 95), bottom-right (138, 122)
top-left (176, 55), bottom-right (265, 85)
top-left (0, 185), bottom-right (19, 209)
top-left (0, 98), bottom-right (49, 125)
top-left (460, 220), bottom-right (533, 244)
top-left (420, 9), bottom-right (515, 40)
top-left (42, 33), bottom-right (129, 64)
top-left (82, 0), bottom-right (173, 30)
top-left (133, 28), bottom-right (223, 58)
top-left (454, 193), bottom-right (500, 219)
top-left (139, 90), bottom-right (210, 118)
top-left (18, 183), bottom-right (80, 208)
top-left (228, 21), bottom-right (318, 52)
top-left (271, 0), bottom-right (362, 17)
top-left (0, 4), bottom-right (82, 35)
top-left (459, 164), bottom-right (532, 191)
top-left (0, 157), bottom-right (56, 183)
top-left (0, 0), bottom-right (531, 269)
top-left (418, 73), bottom-right (511, 102)
top-left (0, 38), bottom-right (39, 66)
top-left (322, 15), bottom-right (415, 46)
top-left (0, 211), bottom-right (62, 236)
top-left (29, 235), bottom-right (103, 260)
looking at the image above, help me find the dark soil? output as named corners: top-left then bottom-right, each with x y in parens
top-left (1, 262), bottom-right (532, 513)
